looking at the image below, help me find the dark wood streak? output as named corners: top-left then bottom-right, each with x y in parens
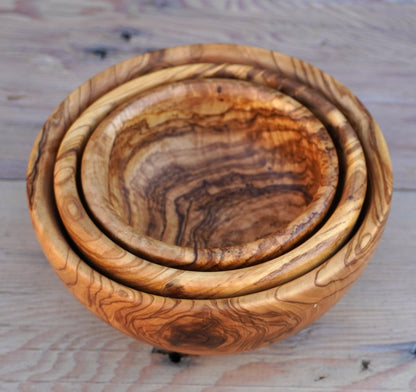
top-left (26, 126), bottom-right (46, 210)
top-left (26, 105), bottom-right (63, 210)
top-left (113, 123), bottom-right (321, 249)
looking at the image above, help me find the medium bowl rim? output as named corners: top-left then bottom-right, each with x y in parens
top-left (50, 62), bottom-right (366, 299)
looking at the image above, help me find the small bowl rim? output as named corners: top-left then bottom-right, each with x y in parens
top-left (79, 77), bottom-right (339, 269)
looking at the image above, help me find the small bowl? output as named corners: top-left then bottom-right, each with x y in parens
top-left (80, 77), bottom-right (339, 270)
top-left (52, 63), bottom-right (365, 299)
top-left (27, 44), bottom-right (392, 355)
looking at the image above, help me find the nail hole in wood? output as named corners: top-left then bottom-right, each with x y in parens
top-left (120, 30), bottom-right (133, 41)
top-left (361, 359), bottom-right (371, 371)
top-left (85, 46), bottom-right (110, 60)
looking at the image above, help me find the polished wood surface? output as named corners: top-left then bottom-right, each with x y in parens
top-left (1, 0), bottom-right (414, 390)
top-left (27, 43), bottom-right (391, 354)
top-left (80, 78), bottom-right (338, 269)
top-left (50, 60), bottom-right (365, 299)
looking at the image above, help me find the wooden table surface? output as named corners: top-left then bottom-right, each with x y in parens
top-left (1, 1), bottom-right (415, 391)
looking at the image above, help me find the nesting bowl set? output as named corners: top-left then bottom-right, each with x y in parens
top-left (27, 44), bottom-right (393, 355)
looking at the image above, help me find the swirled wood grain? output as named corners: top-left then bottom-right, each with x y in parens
top-left (27, 44), bottom-right (392, 354)
top-left (52, 63), bottom-right (365, 298)
top-left (81, 78), bottom-right (338, 269)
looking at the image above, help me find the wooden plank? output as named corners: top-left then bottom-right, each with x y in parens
top-left (0, 180), bottom-right (415, 390)
top-left (0, 0), bottom-right (415, 187)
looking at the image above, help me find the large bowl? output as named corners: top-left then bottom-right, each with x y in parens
top-left (27, 44), bottom-right (392, 355)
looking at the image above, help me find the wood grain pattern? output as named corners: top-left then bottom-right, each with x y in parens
top-left (1, 0), bottom-right (414, 389)
top-left (79, 77), bottom-right (339, 269)
top-left (51, 61), bottom-right (365, 297)
top-left (27, 43), bottom-right (391, 355)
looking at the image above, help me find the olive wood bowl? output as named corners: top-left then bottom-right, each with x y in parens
top-left (79, 78), bottom-right (339, 270)
top-left (27, 44), bottom-right (392, 355)
top-left (52, 63), bottom-right (365, 298)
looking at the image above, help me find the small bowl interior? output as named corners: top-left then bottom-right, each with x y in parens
top-left (82, 78), bottom-right (338, 252)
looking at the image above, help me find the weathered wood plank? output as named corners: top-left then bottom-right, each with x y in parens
top-left (0, 181), bottom-right (415, 390)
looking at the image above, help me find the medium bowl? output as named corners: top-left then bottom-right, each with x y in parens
top-left (51, 63), bottom-right (366, 298)
top-left (27, 44), bottom-right (392, 354)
